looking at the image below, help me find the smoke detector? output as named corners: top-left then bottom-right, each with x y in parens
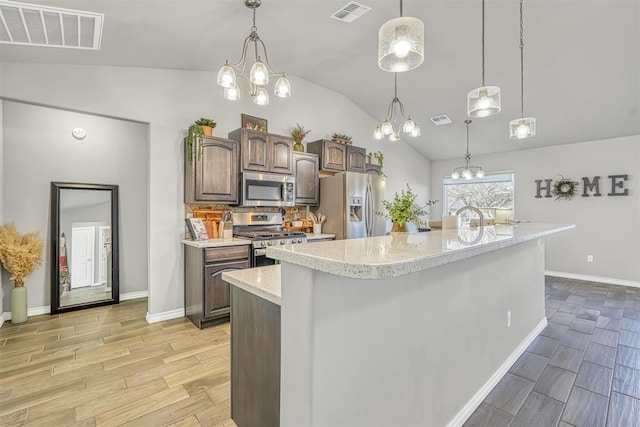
top-left (330, 2), bottom-right (371, 23)
top-left (0, 0), bottom-right (104, 50)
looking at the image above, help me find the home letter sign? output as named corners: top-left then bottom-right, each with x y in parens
top-left (536, 175), bottom-right (629, 198)
top-left (582, 176), bottom-right (602, 197)
top-left (535, 179), bottom-right (553, 198)
top-left (608, 175), bottom-right (629, 196)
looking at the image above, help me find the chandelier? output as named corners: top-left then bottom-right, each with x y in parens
top-left (509, 0), bottom-right (536, 139)
top-left (216, 0), bottom-right (291, 106)
top-left (467, 0), bottom-right (501, 118)
top-left (378, 0), bottom-right (424, 73)
top-left (451, 120), bottom-right (484, 180)
top-left (373, 73), bottom-right (420, 142)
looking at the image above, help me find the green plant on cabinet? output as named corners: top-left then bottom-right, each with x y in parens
top-left (186, 118), bottom-right (217, 163)
top-left (291, 123), bottom-right (311, 152)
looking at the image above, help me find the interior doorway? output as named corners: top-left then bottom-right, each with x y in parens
top-left (71, 226), bottom-right (95, 289)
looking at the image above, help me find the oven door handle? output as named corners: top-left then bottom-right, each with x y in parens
top-left (255, 248), bottom-right (267, 256)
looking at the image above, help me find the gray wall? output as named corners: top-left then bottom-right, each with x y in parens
top-left (430, 135), bottom-right (640, 283)
top-left (0, 62), bottom-right (433, 317)
top-left (0, 99), bottom-right (3, 319)
top-left (1, 101), bottom-right (149, 312)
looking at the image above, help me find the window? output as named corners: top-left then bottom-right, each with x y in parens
top-left (443, 172), bottom-right (515, 223)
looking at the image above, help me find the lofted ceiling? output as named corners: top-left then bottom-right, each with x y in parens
top-left (1, 0), bottom-right (638, 161)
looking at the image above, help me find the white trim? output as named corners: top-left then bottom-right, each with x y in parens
top-left (445, 317), bottom-right (548, 427)
top-left (545, 270), bottom-right (640, 289)
top-left (0, 312), bottom-right (4, 328)
top-left (4, 304), bottom-right (50, 320)
top-left (121, 291), bottom-right (148, 301)
top-left (145, 308), bottom-right (184, 324)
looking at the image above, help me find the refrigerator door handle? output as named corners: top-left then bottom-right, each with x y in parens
top-left (365, 182), bottom-right (373, 236)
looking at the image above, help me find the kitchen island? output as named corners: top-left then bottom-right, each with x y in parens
top-left (223, 223), bottom-right (574, 426)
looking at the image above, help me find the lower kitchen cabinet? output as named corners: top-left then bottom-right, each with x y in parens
top-left (293, 152), bottom-right (319, 205)
top-left (184, 244), bottom-right (250, 328)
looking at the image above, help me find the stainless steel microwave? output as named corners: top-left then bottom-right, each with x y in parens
top-left (241, 172), bottom-right (295, 207)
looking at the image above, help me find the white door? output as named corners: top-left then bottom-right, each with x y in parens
top-left (71, 226), bottom-right (95, 289)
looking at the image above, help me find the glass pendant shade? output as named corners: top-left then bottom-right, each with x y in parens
top-left (217, 64), bottom-right (236, 88)
top-left (509, 117), bottom-right (536, 139)
top-left (389, 132), bottom-right (400, 142)
top-left (451, 170), bottom-right (460, 180)
top-left (467, 86), bottom-right (501, 117)
top-left (402, 117), bottom-right (416, 134)
top-left (224, 84), bottom-right (240, 101)
top-left (373, 126), bottom-right (383, 140)
top-left (381, 120), bottom-right (394, 136)
top-left (253, 87), bottom-right (269, 105)
top-left (274, 75), bottom-right (291, 98)
top-left (475, 169), bottom-right (484, 178)
top-left (378, 17), bottom-right (424, 72)
top-left (250, 61), bottom-right (269, 85)
top-left (411, 124), bottom-right (420, 137)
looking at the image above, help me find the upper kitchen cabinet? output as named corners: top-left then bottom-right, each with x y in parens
top-left (346, 146), bottom-right (366, 173)
top-left (228, 129), bottom-right (293, 175)
top-left (185, 136), bottom-right (238, 203)
top-left (293, 152), bottom-right (319, 205)
top-left (306, 139), bottom-right (346, 172)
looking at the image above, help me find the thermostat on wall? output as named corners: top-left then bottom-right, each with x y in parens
top-left (72, 127), bottom-right (86, 140)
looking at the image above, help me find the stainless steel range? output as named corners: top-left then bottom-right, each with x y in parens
top-left (232, 212), bottom-right (307, 267)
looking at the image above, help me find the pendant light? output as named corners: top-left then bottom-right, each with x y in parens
top-left (378, 0), bottom-right (424, 73)
top-left (451, 120), bottom-right (484, 180)
top-left (373, 73), bottom-right (420, 142)
top-left (509, 0), bottom-right (536, 139)
top-left (467, 0), bottom-right (501, 118)
top-left (216, 0), bottom-right (291, 105)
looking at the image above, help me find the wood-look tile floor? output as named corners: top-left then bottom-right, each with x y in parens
top-left (0, 299), bottom-right (236, 427)
top-left (465, 277), bottom-right (640, 427)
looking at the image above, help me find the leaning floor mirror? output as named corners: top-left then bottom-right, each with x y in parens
top-left (50, 182), bottom-right (119, 314)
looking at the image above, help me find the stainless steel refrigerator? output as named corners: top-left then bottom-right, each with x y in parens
top-left (318, 172), bottom-right (386, 239)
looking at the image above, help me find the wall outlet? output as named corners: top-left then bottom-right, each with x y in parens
top-left (507, 310), bottom-right (512, 327)
top-left (587, 255), bottom-right (594, 263)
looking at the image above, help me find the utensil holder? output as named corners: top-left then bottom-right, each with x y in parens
top-left (313, 224), bottom-right (322, 234)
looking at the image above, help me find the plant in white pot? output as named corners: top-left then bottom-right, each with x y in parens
top-left (0, 224), bottom-right (44, 323)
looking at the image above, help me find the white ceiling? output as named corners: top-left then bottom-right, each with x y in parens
top-left (1, 0), bottom-right (638, 161)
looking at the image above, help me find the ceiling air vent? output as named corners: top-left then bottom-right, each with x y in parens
top-left (430, 115), bottom-right (453, 126)
top-left (0, 0), bottom-right (103, 50)
top-left (330, 1), bottom-right (371, 24)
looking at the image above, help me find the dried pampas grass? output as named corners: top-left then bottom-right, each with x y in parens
top-left (0, 224), bottom-right (44, 287)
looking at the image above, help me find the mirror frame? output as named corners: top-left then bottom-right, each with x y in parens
top-left (50, 182), bottom-right (120, 314)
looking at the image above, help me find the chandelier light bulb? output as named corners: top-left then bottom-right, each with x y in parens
top-left (373, 126), bottom-right (384, 140)
top-left (463, 168), bottom-right (473, 180)
top-left (274, 75), bottom-right (291, 98)
top-left (250, 60), bottom-right (269, 85)
top-left (509, 117), bottom-right (537, 139)
top-left (217, 64), bottom-right (236, 88)
top-left (391, 36), bottom-right (411, 59)
top-left (224, 84), bottom-right (240, 101)
top-left (381, 120), bottom-right (394, 136)
top-left (389, 132), bottom-right (400, 142)
top-left (451, 170), bottom-right (460, 180)
top-left (402, 117), bottom-right (416, 134)
top-left (476, 169), bottom-right (484, 179)
top-left (253, 87), bottom-right (269, 106)
top-left (410, 124), bottom-right (420, 137)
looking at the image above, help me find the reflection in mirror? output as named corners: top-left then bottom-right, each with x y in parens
top-left (51, 183), bottom-right (119, 313)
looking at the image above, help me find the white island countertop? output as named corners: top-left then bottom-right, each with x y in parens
top-left (182, 238), bottom-right (251, 248)
top-left (305, 233), bottom-right (335, 240)
top-left (266, 223), bottom-right (574, 280)
top-left (223, 264), bottom-right (282, 305)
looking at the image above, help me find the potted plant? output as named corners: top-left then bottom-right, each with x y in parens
top-left (186, 118), bottom-right (217, 163)
top-left (372, 151), bottom-right (384, 175)
top-left (331, 133), bottom-right (352, 145)
top-left (377, 184), bottom-right (438, 233)
top-left (0, 224), bottom-right (44, 323)
top-left (291, 123), bottom-right (311, 152)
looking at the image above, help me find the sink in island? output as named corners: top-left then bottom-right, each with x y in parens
top-left (222, 223), bottom-right (574, 426)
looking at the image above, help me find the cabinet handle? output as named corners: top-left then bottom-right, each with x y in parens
top-left (209, 266), bottom-right (245, 279)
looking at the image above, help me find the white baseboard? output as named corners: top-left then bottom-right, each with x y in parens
top-left (1, 291), bottom-right (148, 322)
top-left (121, 291), bottom-right (148, 301)
top-left (545, 270), bottom-right (640, 289)
top-left (145, 308), bottom-right (184, 324)
top-left (445, 317), bottom-right (548, 427)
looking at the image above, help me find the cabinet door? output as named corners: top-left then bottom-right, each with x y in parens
top-left (204, 259), bottom-right (250, 319)
top-left (269, 136), bottom-right (293, 174)
top-left (323, 141), bottom-right (347, 171)
top-left (194, 137), bottom-right (238, 203)
top-left (294, 153), bottom-right (319, 205)
top-left (346, 146), bottom-right (366, 173)
top-left (242, 131), bottom-right (269, 172)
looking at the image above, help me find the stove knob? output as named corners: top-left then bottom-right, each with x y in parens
top-left (267, 241), bottom-right (273, 246)
top-left (297, 238), bottom-right (303, 243)
top-left (261, 241), bottom-right (267, 247)
top-left (280, 240), bottom-right (286, 245)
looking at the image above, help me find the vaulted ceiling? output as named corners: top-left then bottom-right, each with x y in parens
top-left (1, 0), bottom-right (638, 160)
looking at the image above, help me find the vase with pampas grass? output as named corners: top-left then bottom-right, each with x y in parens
top-left (0, 224), bottom-right (44, 323)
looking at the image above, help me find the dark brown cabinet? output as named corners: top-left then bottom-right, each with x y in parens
top-left (185, 244), bottom-right (250, 328)
top-left (293, 152), bottom-right (319, 205)
top-left (229, 129), bottom-right (293, 175)
top-left (307, 139), bottom-right (347, 172)
top-left (346, 145), bottom-right (366, 173)
top-left (184, 136), bottom-right (238, 203)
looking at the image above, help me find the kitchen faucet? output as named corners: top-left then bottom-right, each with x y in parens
top-left (455, 205), bottom-right (484, 227)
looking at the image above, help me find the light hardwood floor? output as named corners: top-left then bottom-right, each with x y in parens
top-left (0, 298), bottom-right (236, 427)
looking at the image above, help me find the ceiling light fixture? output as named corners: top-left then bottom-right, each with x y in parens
top-left (451, 120), bottom-right (484, 180)
top-left (216, 0), bottom-right (291, 105)
top-left (467, 0), bottom-right (501, 118)
top-left (378, 0), bottom-right (424, 73)
top-left (509, 0), bottom-right (536, 139)
top-left (373, 73), bottom-right (420, 142)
